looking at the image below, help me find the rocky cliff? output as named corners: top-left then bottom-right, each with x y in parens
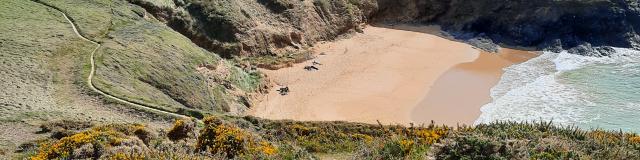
top-left (374, 0), bottom-right (640, 55)
top-left (136, 0), bottom-right (640, 58)
top-left (132, 0), bottom-right (377, 67)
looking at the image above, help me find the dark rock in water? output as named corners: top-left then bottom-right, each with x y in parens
top-left (465, 35), bottom-right (499, 53)
top-left (596, 46), bottom-right (617, 56)
top-left (567, 43), bottom-right (616, 57)
top-left (542, 39), bottom-right (565, 53)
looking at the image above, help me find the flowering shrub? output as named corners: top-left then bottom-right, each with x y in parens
top-left (412, 127), bottom-right (449, 144)
top-left (167, 119), bottom-right (195, 141)
top-left (630, 136), bottom-right (640, 144)
top-left (351, 133), bottom-right (374, 143)
top-left (30, 126), bottom-right (129, 160)
top-left (197, 124), bottom-right (247, 157)
top-left (24, 117), bottom-right (640, 160)
top-left (257, 141), bottom-right (277, 155)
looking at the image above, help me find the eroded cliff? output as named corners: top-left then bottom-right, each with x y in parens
top-left (132, 0), bottom-right (377, 68)
top-left (375, 0), bottom-right (640, 55)
top-left (136, 0), bottom-right (640, 58)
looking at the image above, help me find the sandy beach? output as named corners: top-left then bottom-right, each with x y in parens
top-left (248, 24), bottom-right (536, 125)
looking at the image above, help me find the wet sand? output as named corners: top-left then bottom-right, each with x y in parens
top-left (412, 49), bottom-right (538, 126)
top-left (248, 24), bottom-right (536, 125)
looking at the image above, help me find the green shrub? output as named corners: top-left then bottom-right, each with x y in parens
top-left (259, 0), bottom-right (297, 13)
top-left (380, 138), bottom-right (409, 158)
top-left (435, 135), bottom-right (506, 160)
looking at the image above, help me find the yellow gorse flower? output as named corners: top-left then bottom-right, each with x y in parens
top-left (31, 126), bottom-right (130, 160)
top-left (413, 127), bottom-right (449, 145)
top-left (629, 136), bottom-right (640, 144)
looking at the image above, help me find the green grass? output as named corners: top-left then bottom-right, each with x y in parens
top-left (1, 1), bottom-right (265, 156)
top-left (39, 0), bottom-right (113, 39)
top-left (38, 0), bottom-right (264, 115)
top-left (0, 0), bottom-right (97, 123)
top-left (242, 50), bottom-right (313, 69)
top-left (139, 0), bottom-right (175, 8)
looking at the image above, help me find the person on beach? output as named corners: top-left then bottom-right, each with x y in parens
top-left (304, 66), bottom-right (319, 71)
top-left (277, 86), bottom-right (289, 95)
top-left (312, 61), bottom-right (322, 65)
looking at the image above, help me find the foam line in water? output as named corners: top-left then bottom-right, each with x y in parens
top-left (476, 48), bottom-right (640, 130)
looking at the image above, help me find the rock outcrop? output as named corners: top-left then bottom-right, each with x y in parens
top-left (374, 0), bottom-right (640, 54)
top-left (132, 0), bottom-right (377, 61)
top-left (136, 0), bottom-right (640, 58)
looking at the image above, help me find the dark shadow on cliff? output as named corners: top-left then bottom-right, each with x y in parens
top-left (369, 23), bottom-right (534, 53)
top-left (371, 0), bottom-right (640, 55)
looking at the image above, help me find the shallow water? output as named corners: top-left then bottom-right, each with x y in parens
top-left (476, 48), bottom-right (640, 133)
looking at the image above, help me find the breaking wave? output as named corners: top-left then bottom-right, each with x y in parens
top-left (476, 48), bottom-right (640, 132)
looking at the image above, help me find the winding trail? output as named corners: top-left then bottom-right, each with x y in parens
top-left (37, 1), bottom-right (190, 120)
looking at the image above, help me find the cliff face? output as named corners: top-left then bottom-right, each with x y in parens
top-left (133, 0), bottom-right (377, 65)
top-left (137, 0), bottom-right (640, 58)
top-left (374, 0), bottom-right (640, 54)
top-left (116, 0), bottom-right (640, 113)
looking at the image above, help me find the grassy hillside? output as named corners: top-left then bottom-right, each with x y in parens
top-left (0, 0), bottom-right (264, 157)
top-left (16, 117), bottom-right (640, 159)
top-left (37, 0), bottom-right (266, 117)
top-left (0, 0), bottom-right (177, 155)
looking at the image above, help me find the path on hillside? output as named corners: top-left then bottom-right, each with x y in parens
top-left (36, 1), bottom-right (190, 120)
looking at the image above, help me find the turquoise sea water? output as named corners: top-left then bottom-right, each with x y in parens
top-left (476, 48), bottom-right (640, 133)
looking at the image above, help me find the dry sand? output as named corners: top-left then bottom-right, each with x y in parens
top-left (248, 24), bottom-right (536, 125)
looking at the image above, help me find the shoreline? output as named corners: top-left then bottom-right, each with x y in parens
top-left (248, 24), bottom-right (536, 125)
top-left (412, 49), bottom-right (538, 126)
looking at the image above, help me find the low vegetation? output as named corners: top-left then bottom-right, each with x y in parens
top-left (0, 0), bottom-right (174, 155)
top-left (1, 0), bottom-right (266, 157)
top-left (36, 0), bottom-right (265, 116)
top-left (15, 117), bottom-right (640, 159)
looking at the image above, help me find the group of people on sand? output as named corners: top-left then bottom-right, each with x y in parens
top-left (278, 60), bottom-right (323, 96)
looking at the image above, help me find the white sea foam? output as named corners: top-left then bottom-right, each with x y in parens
top-left (488, 52), bottom-right (557, 100)
top-left (475, 74), bottom-right (586, 124)
top-left (476, 48), bottom-right (640, 127)
top-left (553, 48), bottom-right (640, 71)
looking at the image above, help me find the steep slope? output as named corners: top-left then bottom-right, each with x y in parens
top-left (374, 0), bottom-right (640, 54)
top-left (0, 0), bottom-right (270, 156)
top-left (37, 0), bottom-right (266, 118)
top-left (131, 0), bottom-right (378, 68)
top-left (0, 0), bottom-right (174, 155)
top-left (136, 0), bottom-right (640, 59)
